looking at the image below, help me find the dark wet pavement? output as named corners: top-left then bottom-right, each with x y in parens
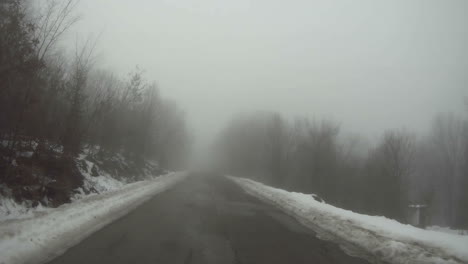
top-left (48, 173), bottom-right (370, 264)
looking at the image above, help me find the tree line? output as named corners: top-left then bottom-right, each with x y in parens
top-left (214, 110), bottom-right (468, 228)
top-left (0, 0), bottom-right (190, 180)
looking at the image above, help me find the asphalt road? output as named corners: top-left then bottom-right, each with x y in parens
top-left (48, 173), bottom-right (370, 264)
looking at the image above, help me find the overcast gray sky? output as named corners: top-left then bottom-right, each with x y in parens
top-left (66, 0), bottom-right (468, 150)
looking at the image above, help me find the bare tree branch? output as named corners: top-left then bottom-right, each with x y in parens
top-left (35, 0), bottom-right (81, 61)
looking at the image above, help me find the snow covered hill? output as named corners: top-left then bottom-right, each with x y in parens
top-left (0, 172), bottom-right (188, 264)
top-left (228, 176), bottom-right (468, 264)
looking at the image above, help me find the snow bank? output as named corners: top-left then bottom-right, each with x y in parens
top-left (228, 176), bottom-right (468, 264)
top-left (427, 226), bottom-right (468, 236)
top-left (0, 172), bottom-right (188, 264)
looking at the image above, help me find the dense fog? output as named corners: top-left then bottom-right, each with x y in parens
top-left (1, 0), bottom-right (467, 239)
top-left (67, 0), bottom-right (467, 150)
top-left (62, 0), bottom-right (468, 227)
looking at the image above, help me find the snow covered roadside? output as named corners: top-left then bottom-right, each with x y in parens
top-left (427, 226), bottom-right (468, 236)
top-left (228, 176), bottom-right (468, 264)
top-left (0, 172), bottom-right (188, 264)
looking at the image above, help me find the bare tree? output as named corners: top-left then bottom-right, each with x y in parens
top-left (430, 113), bottom-right (466, 226)
top-left (62, 37), bottom-right (97, 157)
top-left (34, 0), bottom-right (81, 61)
top-left (266, 113), bottom-right (287, 187)
top-left (289, 119), bottom-right (340, 197)
top-left (364, 130), bottom-right (415, 221)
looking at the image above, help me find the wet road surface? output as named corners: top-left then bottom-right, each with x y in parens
top-left (48, 173), bottom-right (370, 264)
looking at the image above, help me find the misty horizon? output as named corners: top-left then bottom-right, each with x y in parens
top-left (63, 0), bottom-right (467, 153)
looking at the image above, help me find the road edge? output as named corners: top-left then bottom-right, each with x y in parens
top-left (0, 172), bottom-right (189, 264)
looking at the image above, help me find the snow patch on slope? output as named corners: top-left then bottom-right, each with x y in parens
top-left (74, 159), bottom-right (126, 199)
top-left (0, 172), bottom-right (188, 264)
top-left (0, 158), bottom-right (127, 222)
top-left (0, 196), bottom-right (50, 221)
top-left (228, 176), bottom-right (468, 264)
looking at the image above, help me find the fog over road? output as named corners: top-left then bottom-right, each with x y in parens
top-left (48, 174), bottom-right (369, 264)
